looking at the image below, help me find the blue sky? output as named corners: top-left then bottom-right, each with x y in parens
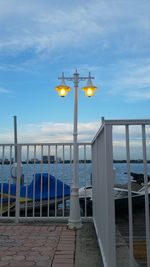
top-left (0, 0), bottom-right (150, 143)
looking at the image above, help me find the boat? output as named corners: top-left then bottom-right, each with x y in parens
top-left (79, 172), bottom-right (150, 214)
top-left (79, 185), bottom-right (92, 201)
top-left (79, 186), bottom-right (92, 216)
top-left (127, 171), bottom-right (150, 184)
top-left (0, 173), bottom-right (70, 214)
top-left (115, 177), bottom-right (150, 213)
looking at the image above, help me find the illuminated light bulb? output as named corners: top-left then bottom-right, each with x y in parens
top-left (82, 72), bottom-right (97, 97)
top-left (55, 73), bottom-right (71, 97)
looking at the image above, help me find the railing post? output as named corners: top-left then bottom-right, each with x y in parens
top-left (104, 124), bottom-right (116, 267)
top-left (142, 125), bottom-right (150, 267)
top-left (125, 125), bottom-right (134, 267)
top-left (15, 144), bottom-right (21, 223)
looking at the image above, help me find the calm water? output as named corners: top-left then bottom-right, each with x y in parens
top-left (0, 163), bottom-right (150, 187)
top-left (114, 163), bottom-right (150, 184)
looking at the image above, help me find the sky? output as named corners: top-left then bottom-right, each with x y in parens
top-left (0, 0), bottom-right (150, 146)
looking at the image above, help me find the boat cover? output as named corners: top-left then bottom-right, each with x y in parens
top-left (0, 173), bottom-right (70, 203)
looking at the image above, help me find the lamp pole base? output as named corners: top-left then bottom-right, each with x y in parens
top-left (68, 220), bottom-right (82, 230)
top-left (68, 187), bottom-right (82, 229)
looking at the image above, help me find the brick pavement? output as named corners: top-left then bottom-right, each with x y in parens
top-left (0, 224), bottom-right (75, 267)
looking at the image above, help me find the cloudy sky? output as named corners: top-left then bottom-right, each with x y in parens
top-left (0, 0), bottom-right (150, 144)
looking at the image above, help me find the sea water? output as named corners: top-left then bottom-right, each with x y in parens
top-left (0, 163), bottom-right (150, 186)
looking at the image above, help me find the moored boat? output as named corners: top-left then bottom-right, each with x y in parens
top-left (0, 173), bottom-right (70, 214)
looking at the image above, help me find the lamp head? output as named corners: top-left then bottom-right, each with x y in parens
top-left (55, 73), bottom-right (71, 97)
top-left (82, 72), bottom-right (97, 97)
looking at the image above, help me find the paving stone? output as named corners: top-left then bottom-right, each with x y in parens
top-left (24, 252), bottom-right (40, 257)
top-left (40, 251), bottom-right (53, 256)
top-left (26, 256), bottom-right (50, 261)
top-left (10, 261), bottom-right (35, 267)
top-left (55, 250), bottom-right (74, 255)
top-left (0, 247), bottom-right (9, 251)
top-left (0, 262), bottom-right (9, 267)
top-left (52, 264), bottom-right (73, 267)
top-left (31, 247), bottom-right (46, 252)
top-left (20, 262), bottom-right (36, 267)
top-left (0, 256), bottom-right (13, 261)
top-left (54, 254), bottom-right (74, 260)
top-left (18, 247), bottom-right (32, 251)
top-left (12, 255), bottom-right (25, 261)
top-left (53, 259), bottom-right (73, 264)
top-left (36, 261), bottom-right (51, 267)
top-left (0, 224), bottom-right (75, 267)
top-left (57, 246), bottom-right (75, 251)
top-left (0, 251), bottom-right (16, 256)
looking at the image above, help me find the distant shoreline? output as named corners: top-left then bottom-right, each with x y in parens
top-left (0, 159), bottom-right (150, 165)
top-left (113, 160), bottom-right (150, 163)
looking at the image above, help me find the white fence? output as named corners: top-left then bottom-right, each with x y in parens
top-left (92, 119), bottom-right (150, 267)
top-left (0, 142), bottom-right (91, 221)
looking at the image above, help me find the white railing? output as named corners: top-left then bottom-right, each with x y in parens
top-left (0, 142), bottom-right (91, 221)
top-left (92, 119), bottom-right (150, 267)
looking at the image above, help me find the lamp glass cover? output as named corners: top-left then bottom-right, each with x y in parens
top-left (55, 85), bottom-right (70, 97)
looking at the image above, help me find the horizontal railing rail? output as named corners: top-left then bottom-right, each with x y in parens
top-left (0, 142), bottom-right (91, 146)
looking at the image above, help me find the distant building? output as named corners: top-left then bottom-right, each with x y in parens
top-left (57, 157), bottom-right (62, 163)
top-left (4, 158), bottom-right (10, 164)
top-left (29, 158), bottom-right (40, 163)
top-left (43, 155), bottom-right (55, 163)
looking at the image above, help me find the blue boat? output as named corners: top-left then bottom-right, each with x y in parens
top-left (0, 173), bottom-right (70, 212)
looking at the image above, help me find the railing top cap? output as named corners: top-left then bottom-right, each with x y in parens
top-left (92, 119), bottom-right (150, 143)
top-left (104, 119), bottom-right (150, 125)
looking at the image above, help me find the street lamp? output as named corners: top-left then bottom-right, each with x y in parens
top-left (55, 70), bottom-right (97, 229)
top-left (55, 72), bottom-right (71, 97)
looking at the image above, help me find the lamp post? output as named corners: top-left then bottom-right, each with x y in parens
top-left (55, 70), bottom-right (97, 229)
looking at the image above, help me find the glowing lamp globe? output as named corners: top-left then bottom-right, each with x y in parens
top-left (55, 84), bottom-right (70, 97)
top-left (82, 73), bottom-right (97, 97)
top-left (55, 73), bottom-right (71, 97)
top-left (82, 86), bottom-right (97, 97)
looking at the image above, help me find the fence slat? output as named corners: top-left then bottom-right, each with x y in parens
top-left (142, 125), bottom-right (150, 267)
top-left (15, 145), bottom-right (21, 223)
top-left (125, 125), bottom-right (134, 267)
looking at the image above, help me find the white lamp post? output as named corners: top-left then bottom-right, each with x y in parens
top-left (55, 70), bottom-right (97, 229)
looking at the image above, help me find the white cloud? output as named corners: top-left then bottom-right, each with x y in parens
top-left (0, 121), bottom-right (100, 144)
top-left (0, 0), bottom-right (150, 103)
top-left (127, 89), bottom-right (150, 101)
top-left (0, 1), bottom-right (103, 55)
top-left (1, 120), bottom-right (150, 144)
top-left (0, 87), bottom-right (12, 94)
top-left (1, 120), bottom-right (150, 160)
top-left (103, 59), bottom-right (150, 102)
top-left (113, 125), bottom-right (150, 138)
top-left (112, 124), bottom-right (150, 159)
top-left (0, 0), bottom-right (149, 56)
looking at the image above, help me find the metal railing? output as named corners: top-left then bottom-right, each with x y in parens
top-left (0, 142), bottom-right (91, 221)
top-left (92, 119), bottom-right (150, 267)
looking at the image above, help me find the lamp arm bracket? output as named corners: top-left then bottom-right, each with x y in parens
top-left (79, 76), bottom-right (95, 81)
top-left (58, 76), bottom-right (95, 81)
